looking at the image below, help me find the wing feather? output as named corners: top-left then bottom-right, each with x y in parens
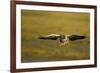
top-left (68, 35), bottom-right (86, 41)
top-left (39, 34), bottom-right (60, 40)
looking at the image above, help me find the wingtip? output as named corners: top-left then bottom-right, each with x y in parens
top-left (38, 37), bottom-right (44, 39)
top-left (83, 36), bottom-right (86, 38)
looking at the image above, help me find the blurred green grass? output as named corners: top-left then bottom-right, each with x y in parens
top-left (21, 10), bottom-right (90, 62)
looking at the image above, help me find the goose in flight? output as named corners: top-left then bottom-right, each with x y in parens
top-left (39, 34), bottom-right (86, 46)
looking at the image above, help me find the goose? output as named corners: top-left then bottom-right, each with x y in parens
top-left (39, 34), bottom-right (86, 46)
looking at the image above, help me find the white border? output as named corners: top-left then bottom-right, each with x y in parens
top-left (16, 5), bottom-right (95, 69)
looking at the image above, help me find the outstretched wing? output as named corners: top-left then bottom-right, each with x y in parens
top-left (39, 34), bottom-right (60, 40)
top-left (67, 35), bottom-right (86, 41)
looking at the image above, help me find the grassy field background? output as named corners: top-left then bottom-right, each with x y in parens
top-left (21, 10), bottom-right (90, 62)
